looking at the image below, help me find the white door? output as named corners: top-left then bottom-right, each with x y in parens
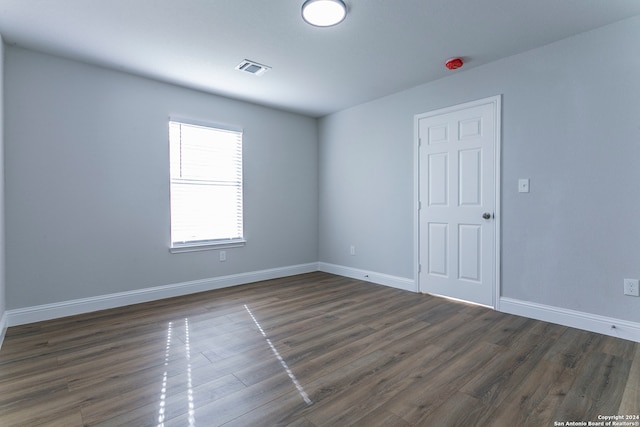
top-left (416, 96), bottom-right (500, 307)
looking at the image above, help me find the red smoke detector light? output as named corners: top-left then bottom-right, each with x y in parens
top-left (445, 58), bottom-right (464, 70)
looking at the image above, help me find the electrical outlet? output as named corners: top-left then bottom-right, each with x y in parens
top-left (623, 278), bottom-right (639, 296)
top-left (518, 178), bottom-right (530, 193)
top-left (219, 251), bottom-right (226, 262)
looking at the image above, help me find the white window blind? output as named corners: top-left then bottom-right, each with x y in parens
top-left (169, 120), bottom-right (244, 248)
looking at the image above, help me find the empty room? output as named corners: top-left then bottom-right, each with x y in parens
top-left (0, 1), bottom-right (639, 426)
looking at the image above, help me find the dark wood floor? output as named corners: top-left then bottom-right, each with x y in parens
top-left (0, 272), bottom-right (638, 426)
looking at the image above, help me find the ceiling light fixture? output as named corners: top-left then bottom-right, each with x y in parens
top-left (302, 0), bottom-right (347, 27)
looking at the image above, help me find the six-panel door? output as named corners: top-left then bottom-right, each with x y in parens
top-left (418, 99), bottom-right (497, 307)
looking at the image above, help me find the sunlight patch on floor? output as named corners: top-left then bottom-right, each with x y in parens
top-left (157, 319), bottom-right (196, 426)
top-left (244, 304), bottom-right (313, 405)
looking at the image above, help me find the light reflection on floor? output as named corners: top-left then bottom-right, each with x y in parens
top-left (185, 318), bottom-right (195, 426)
top-left (244, 304), bottom-right (313, 406)
top-left (157, 321), bottom-right (172, 426)
top-left (157, 319), bottom-right (196, 427)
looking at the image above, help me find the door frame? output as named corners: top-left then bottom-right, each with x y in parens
top-left (413, 95), bottom-right (502, 310)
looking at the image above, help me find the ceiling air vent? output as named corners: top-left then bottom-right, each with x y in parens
top-left (235, 59), bottom-right (271, 76)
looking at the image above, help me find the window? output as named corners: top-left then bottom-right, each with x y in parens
top-left (169, 120), bottom-right (244, 251)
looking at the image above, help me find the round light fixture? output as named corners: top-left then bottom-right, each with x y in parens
top-left (302, 0), bottom-right (347, 27)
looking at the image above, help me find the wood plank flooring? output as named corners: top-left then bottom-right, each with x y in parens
top-left (0, 272), bottom-right (638, 426)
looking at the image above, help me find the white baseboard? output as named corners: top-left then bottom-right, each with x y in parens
top-left (6, 263), bottom-right (638, 344)
top-left (6, 263), bottom-right (318, 327)
top-left (318, 262), bottom-right (416, 292)
top-left (0, 311), bottom-right (7, 350)
top-left (500, 297), bottom-right (640, 343)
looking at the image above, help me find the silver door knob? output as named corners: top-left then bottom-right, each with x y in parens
top-left (482, 212), bottom-right (492, 220)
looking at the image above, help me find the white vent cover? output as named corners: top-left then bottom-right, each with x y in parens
top-left (235, 59), bottom-right (271, 76)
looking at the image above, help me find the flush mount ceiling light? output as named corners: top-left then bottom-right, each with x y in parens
top-left (302, 0), bottom-right (347, 27)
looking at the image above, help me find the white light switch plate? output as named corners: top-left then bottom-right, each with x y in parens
top-left (518, 179), bottom-right (530, 193)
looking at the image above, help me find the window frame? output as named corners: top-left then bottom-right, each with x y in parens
top-left (168, 117), bottom-right (246, 253)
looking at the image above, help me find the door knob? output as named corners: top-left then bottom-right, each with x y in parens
top-left (482, 212), bottom-right (492, 220)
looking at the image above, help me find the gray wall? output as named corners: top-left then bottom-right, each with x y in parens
top-left (318, 16), bottom-right (640, 322)
top-left (5, 16), bottom-right (640, 325)
top-left (0, 37), bottom-right (5, 325)
top-left (5, 47), bottom-right (318, 309)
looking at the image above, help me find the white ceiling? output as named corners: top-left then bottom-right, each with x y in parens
top-left (1, 0), bottom-right (640, 117)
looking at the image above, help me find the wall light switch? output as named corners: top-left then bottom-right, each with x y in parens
top-left (518, 179), bottom-right (530, 193)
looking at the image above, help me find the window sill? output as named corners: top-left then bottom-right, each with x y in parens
top-left (170, 239), bottom-right (246, 254)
